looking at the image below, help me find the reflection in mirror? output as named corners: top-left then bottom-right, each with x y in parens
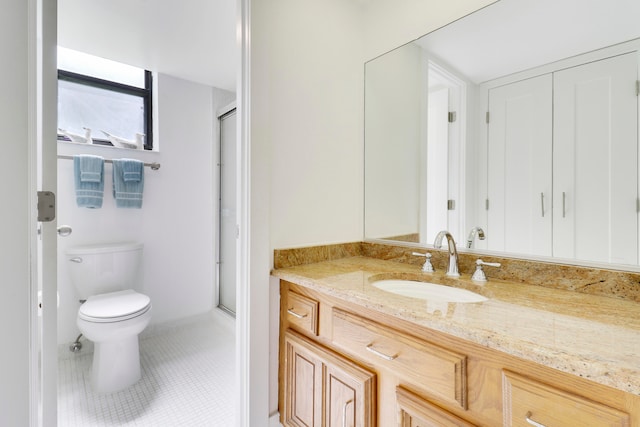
top-left (364, 0), bottom-right (640, 267)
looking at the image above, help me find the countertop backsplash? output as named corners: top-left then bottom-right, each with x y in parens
top-left (274, 241), bottom-right (640, 302)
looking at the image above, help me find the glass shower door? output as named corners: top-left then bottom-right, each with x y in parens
top-left (218, 108), bottom-right (237, 315)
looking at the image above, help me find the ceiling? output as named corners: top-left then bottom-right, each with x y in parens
top-left (58, 0), bottom-right (237, 92)
top-left (417, 0), bottom-right (640, 84)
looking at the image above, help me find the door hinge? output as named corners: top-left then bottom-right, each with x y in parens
top-left (447, 199), bottom-right (456, 210)
top-left (37, 191), bottom-right (56, 222)
top-left (485, 111), bottom-right (490, 124)
top-left (636, 80), bottom-right (639, 97)
top-left (485, 199), bottom-right (490, 210)
top-left (448, 111), bottom-right (457, 123)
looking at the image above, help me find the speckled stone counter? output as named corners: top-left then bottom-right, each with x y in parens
top-left (272, 254), bottom-right (640, 396)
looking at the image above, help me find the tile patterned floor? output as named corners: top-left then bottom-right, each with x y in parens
top-left (58, 313), bottom-right (235, 426)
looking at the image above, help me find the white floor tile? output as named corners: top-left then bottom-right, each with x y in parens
top-left (58, 315), bottom-right (235, 426)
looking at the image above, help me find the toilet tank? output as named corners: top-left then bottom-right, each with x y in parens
top-left (66, 242), bottom-right (143, 299)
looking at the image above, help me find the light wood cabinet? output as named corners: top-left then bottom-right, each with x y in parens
top-left (283, 331), bottom-right (323, 426)
top-left (286, 290), bottom-right (319, 336)
top-left (503, 371), bottom-right (630, 427)
top-left (278, 280), bottom-right (638, 426)
top-left (332, 308), bottom-right (467, 409)
top-left (397, 386), bottom-right (476, 427)
top-left (283, 330), bottom-right (376, 427)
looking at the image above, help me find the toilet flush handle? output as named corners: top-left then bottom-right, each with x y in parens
top-left (69, 257), bottom-right (83, 263)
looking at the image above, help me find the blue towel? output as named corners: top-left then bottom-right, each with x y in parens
top-left (112, 159), bottom-right (144, 208)
top-left (73, 155), bottom-right (104, 208)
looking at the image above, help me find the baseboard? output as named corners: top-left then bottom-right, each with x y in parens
top-left (211, 306), bottom-right (236, 333)
top-left (141, 311), bottom-right (214, 338)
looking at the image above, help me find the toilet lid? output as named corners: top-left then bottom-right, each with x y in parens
top-left (79, 289), bottom-right (151, 322)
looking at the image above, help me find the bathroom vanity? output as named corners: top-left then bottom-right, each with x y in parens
top-left (273, 243), bottom-right (640, 426)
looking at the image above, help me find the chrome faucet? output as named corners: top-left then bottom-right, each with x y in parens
top-left (466, 226), bottom-right (485, 249)
top-left (433, 230), bottom-right (460, 277)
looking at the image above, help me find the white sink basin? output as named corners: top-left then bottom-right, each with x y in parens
top-left (372, 279), bottom-right (488, 303)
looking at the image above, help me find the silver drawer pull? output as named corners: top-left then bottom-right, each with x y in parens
top-left (365, 343), bottom-right (397, 361)
top-left (525, 411), bottom-right (547, 427)
top-left (342, 399), bottom-right (353, 427)
top-left (287, 308), bottom-right (307, 319)
top-left (69, 257), bottom-right (83, 263)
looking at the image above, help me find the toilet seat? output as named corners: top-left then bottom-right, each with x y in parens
top-left (79, 289), bottom-right (151, 323)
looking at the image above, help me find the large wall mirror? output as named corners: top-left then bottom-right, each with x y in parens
top-left (364, 0), bottom-right (640, 268)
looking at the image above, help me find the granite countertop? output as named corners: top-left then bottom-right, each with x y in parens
top-left (272, 256), bottom-right (640, 396)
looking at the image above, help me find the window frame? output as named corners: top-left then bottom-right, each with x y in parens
top-left (57, 69), bottom-right (153, 150)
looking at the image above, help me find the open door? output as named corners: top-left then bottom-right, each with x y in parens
top-left (38, 0), bottom-right (59, 425)
top-left (0, 0), bottom-right (56, 425)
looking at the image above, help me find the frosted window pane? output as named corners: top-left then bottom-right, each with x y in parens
top-left (58, 80), bottom-right (144, 141)
top-left (58, 47), bottom-right (145, 88)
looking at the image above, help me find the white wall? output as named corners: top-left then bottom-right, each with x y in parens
top-left (0, 0), bottom-right (31, 424)
top-left (57, 74), bottom-right (234, 344)
top-left (263, 0), bottom-right (366, 250)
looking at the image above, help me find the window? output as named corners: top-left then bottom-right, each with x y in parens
top-left (57, 47), bottom-right (153, 150)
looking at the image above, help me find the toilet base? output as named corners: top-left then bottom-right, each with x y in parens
top-left (92, 335), bottom-right (141, 393)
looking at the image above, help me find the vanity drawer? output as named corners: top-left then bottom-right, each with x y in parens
top-left (332, 308), bottom-right (467, 409)
top-left (502, 370), bottom-right (630, 426)
top-left (285, 290), bottom-right (319, 336)
top-left (397, 386), bottom-right (476, 427)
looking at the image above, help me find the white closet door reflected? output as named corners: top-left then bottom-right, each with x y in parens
top-left (218, 108), bottom-right (237, 315)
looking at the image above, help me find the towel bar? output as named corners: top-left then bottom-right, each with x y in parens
top-left (58, 155), bottom-right (160, 170)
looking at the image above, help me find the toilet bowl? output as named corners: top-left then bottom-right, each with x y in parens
top-left (77, 290), bottom-right (152, 392)
top-left (66, 242), bottom-right (152, 393)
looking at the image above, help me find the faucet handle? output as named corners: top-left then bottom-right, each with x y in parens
top-left (412, 252), bottom-right (435, 273)
top-left (471, 259), bottom-right (501, 282)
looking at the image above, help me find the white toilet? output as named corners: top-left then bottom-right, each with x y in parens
top-left (66, 242), bottom-right (152, 393)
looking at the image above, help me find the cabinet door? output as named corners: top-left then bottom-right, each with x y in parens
top-left (553, 52), bottom-right (638, 264)
top-left (325, 363), bottom-right (372, 427)
top-left (284, 330), bottom-right (376, 427)
top-left (323, 347), bottom-right (376, 427)
top-left (487, 74), bottom-right (553, 256)
top-left (284, 332), bottom-right (324, 426)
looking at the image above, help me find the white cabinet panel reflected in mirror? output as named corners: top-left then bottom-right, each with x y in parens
top-left (364, 0), bottom-right (640, 267)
